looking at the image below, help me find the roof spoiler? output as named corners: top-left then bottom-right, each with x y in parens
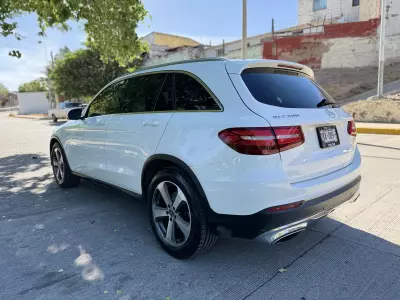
top-left (225, 59), bottom-right (314, 79)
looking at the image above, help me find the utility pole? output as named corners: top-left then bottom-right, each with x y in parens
top-left (242, 0), bottom-right (247, 59)
top-left (377, 0), bottom-right (388, 98)
top-left (272, 18), bottom-right (275, 38)
top-left (50, 51), bottom-right (58, 108)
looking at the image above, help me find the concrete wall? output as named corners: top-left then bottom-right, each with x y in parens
top-left (210, 33), bottom-right (271, 58)
top-left (261, 19), bottom-right (399, 69)
top-left (298, 0), bottom-right (361, 25)
top-left (360, 0), bottom-right (380, 21)
top-left (220, 44), bottom-right (263, 59)
top-left (143, 47), bottom-right (205, 67)
top-left (387, 0), bottom-right (400, 36)
top-left (17, 92), bottom-right (49, 114)
top-left (385, 34), bottom-right (400, 64)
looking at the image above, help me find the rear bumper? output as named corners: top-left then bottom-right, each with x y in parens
top-left (208, 175), bottom-right (361, 240)
top-left (191, 146), bottom-right (362, 216)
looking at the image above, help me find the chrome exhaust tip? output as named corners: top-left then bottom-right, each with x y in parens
top-left (256, 221), bottom-right (309, 244)
top-left (256, 210), bottom-right (332, 244)
top-left (272, 228), bottom-right (306, 245)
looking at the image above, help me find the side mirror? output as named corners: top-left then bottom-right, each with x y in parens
top-left (68, 108), bottom-right (84, 120)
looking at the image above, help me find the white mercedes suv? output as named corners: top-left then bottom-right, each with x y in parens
top-left (50, 58), bottom-right (361, 259)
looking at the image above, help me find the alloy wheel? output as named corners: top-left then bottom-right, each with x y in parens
top-left (152, 181), bottom-right (192, 247)
top-left (52, 147), bottom-right (65, 183)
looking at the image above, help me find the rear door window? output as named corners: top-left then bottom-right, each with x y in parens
top-left (241, 68), bottom-right (337, 108)
top-left (175, 73), bottom-right (220, 111)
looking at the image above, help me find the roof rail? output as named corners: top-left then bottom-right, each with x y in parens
top-left (118, 57), bottom-right (227, 79)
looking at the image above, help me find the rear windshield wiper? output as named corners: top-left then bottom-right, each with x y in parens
top-left (317, 99), bottom-right (337, 108)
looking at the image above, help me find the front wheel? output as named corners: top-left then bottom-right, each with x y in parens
top-left (51, 143), bottom-right (80, 188)
top-left (52, 114), bottom-right (58, 123)
top-left (147, 169), bottom-right (218, 259)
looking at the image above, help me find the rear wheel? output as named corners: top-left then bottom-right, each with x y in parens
top-left (147, 169), bottom-right (218, 259)
top-left (52, 114), bottom-right (57, 123)
top-left (51, 142), bottom-right (80, 188)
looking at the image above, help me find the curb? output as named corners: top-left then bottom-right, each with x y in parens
top-left (357, 127), bottom-right (400, 135)
top-left (9, 114), bottom-right (50, 120)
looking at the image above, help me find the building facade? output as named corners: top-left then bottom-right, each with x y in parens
top-left (298, 0), bottom-right (380, 25)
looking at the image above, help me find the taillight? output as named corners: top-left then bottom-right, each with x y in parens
top-left (347, 120), bottom-right (357, 136)
top-left (218, 126), bottom-right (304, 155)
top-left (266, 201), bottom-right (303, 213)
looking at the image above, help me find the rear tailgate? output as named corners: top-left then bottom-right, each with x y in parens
top-left (227, 61), bottom-right (356, 183)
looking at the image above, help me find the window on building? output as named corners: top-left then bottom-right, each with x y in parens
top-left (175, 73), bottom-right (220, 111)
top-left (313, 0), bottom-right (327, 11)
top-left (352, 0), bottom-right (359, 6)
top-left (154, 74), bottom-right (174, 111)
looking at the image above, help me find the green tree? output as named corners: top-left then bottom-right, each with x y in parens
top-left (18, 78), bottom-right (47, 92)
top-left (0, 83), bottom-right (10, 106)
top-left (49, 48), bottom-right (126, 100)
top-left (1, 0), bottom-right (148, 65)
top-left (0, 83), bottom-right (8, 96)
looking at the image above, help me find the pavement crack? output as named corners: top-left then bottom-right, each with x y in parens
top-left (16, 273), bottom-right (78, 296)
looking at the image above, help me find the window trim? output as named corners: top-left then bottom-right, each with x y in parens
top-left (83, 70), bottom-right (224, 118)
top-left (313, 0), bottom-right (327, 11)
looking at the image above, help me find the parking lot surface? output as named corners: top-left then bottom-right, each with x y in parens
top-left (1, 112), bottom-right (400, 300)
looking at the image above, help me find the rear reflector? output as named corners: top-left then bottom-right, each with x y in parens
top-left (266, 201), bottom-right (303, 213)
top-left (218, 126), bottom-right (304, 155)
top-left (347, 120), bottom-right (357, 136)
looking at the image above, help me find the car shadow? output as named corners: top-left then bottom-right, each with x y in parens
top-left (1, 153), bottom-right (400, 300)
top-left (47, 120), bottom-right (67, 126)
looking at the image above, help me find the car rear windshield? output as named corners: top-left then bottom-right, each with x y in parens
top-left (241, 68), bottom-right (337, 108)
top-left (65, 103), bottom-right (82, 108)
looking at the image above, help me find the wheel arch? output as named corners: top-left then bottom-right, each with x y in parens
top-left (141, 154), bottom-right (209, 206)
top-left (49, 136), bottom-right (63, 154)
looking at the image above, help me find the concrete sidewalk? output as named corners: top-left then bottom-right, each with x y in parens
top-left (9, 113), bottom-right (50, 120)
top-left (357, 122), bottom-right (400, 135)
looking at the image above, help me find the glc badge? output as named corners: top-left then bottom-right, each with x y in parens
top-left (325, 109), bottom-right (336, 118)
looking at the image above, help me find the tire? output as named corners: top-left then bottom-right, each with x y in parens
top-left (52, 114), bottom-right (58, 123)
top-left (51, 142), bottom-right (80, 188)
top-left (147, 168), bottom-right (218, 259)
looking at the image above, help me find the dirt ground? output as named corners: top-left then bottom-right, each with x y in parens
top-left (343, 95), bottom-right (400, 123)
top-left (315, 62), bottom-right (400, 104)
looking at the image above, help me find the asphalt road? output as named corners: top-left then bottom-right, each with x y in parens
top-left (1, 113), bottom-right (400, 300)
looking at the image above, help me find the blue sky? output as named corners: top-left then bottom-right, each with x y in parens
top-left (0, 0), bottom-right (298, 91)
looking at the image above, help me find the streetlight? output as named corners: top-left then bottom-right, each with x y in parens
top-left (242, 0), bottom-right (247, 59)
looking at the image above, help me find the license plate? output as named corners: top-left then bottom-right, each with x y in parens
top-left (317, 126), bottom-right (340, 148)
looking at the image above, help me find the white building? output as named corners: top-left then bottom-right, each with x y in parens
top-left (298, 0), bottom-right (399, 33)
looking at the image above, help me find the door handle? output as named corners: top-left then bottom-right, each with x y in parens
top-left (143, 120), bottom-right (159, 127)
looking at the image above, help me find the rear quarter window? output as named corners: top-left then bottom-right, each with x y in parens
top-left (241, 68), bottom-right (337, 108)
